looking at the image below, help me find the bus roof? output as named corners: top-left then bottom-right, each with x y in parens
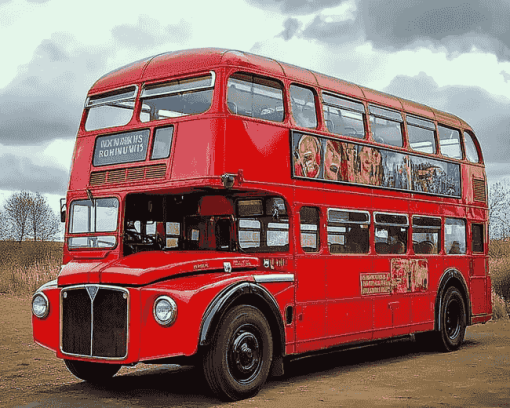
top-left (89, 48), bottom-right (470, 130)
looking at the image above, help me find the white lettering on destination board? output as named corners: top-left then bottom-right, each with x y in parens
top-left (98, 143), bottom-right (145, 158)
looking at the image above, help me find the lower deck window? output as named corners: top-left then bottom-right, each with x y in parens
top-left (412, 216), bottom-right (440, 254)
top-left (327, 209), bottom-right (369, 254)
top-left (445, 218), bottom-right (466, 254)
top-left (374, 213), bottom-right (408, 254)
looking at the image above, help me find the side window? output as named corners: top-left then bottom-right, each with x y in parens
top-left (464, 131), bottom-right (481, 163)
top-left (438, 125), bottom-right (462, 159)
top-left (445, 218), bottom-right (466, 254)
top-left (151, 126), bottom-right (173, 160)
top-left (322, 92), bottom-right (365, 139)
top-left (412, 216), bottom-right (440, 254)
top-left (369, 105), bottom-right (403, 147)
top-left (472, 223), bottom-right (484, 253)
top-left (407, 116), bottom-right (436, 154)
top-left (300, 207), bottom-right (320, 253)
top-left (374, 213), bottom-right (408, 254)
top-left (227, 73), bottom-right (284, 122)
top-left (290, 85), bottom-right (317, 129)
top-left (327, 209), bottom-right (369, 254)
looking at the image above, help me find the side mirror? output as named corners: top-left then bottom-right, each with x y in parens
top-left (60, 198), bottom-right (66, 223)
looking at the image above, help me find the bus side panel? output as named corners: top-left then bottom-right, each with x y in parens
top-left (224, 119), bottom-right (290, 184)
top-left (171, 119), bottom-right (224, 180)
top-left (327, 256), bottom-right (373, 338)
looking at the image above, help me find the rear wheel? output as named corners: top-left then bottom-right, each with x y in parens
top-left (203, 305), bottom-right (273, 401)
top-left (438, 286), bottom-right (466, 351)
top-left (415, 287), bottom-right (467, 352)
top-left (64, 359), bottom-right (121, 383)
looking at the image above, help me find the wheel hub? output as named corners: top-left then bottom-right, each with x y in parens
top-left (233, 332), bottom-right (259, 374)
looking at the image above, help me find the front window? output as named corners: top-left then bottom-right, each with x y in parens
top-left (85, 86), bottom-right (137, 131)
top-left (68, 198), bottom-right (119, 249)
top-left (140, 73), bottom-right (214, 122)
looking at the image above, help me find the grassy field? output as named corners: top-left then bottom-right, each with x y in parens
top-left (0, 239), bottom-right (509, 320)
top-left (0, 241), bottom-right (62, 295)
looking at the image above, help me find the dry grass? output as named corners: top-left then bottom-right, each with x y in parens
top-left (0, 241), bottom-right (62, 296)
top-left (489, 239), bottom-right (510, 319)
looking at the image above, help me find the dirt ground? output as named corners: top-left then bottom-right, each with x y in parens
top-left (2, 294), bottom-right (510, 408)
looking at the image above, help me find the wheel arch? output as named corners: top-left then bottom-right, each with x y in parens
top-left (435, 268), bottom-right (471, 331)
top-left (199, 281), bottom-right (286, 362)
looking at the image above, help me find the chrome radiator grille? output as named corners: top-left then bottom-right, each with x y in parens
top-left (61, 285), bottom-right (129, 359)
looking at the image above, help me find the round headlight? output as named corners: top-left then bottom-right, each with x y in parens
top-left (32, 293), bottom-right (49, 319)
top-left (153, 296), bottom-right (177, 326)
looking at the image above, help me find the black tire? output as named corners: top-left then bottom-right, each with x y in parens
top-left (203, 305), bottom-right (273, 401)
top-left (64, 359), bottom-right (121, 383)
top-left (437, 286), bottom-right (467, 351)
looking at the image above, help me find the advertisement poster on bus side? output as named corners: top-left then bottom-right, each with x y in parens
top-left (291, 131), bottom-right (461, 198)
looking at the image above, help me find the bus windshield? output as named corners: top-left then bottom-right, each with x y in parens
top-left (122, 193), bottom-right (289, 255)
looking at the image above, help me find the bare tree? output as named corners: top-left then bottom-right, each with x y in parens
top-left (0, 210), bottom-right (10, 240)
top-left (4, 191), bottom-right (33, 243)
top-left (489, 180), bottom-right (510, 239)
top-left (28, 192), bottom-right (60, 241)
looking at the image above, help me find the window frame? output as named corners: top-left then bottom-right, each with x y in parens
top-left (438, 124), bottom-right (463, 160)
top-left (368, 105), bottom-right (404, 148)
top-left (374, 211), bottom-right (409, 254)
top-left (299, 206), bottom-right (321, 253)
top-left (463, 130), bottom-right (482, 163)
top-left (226, 72), bottom-right (285, 123)
top-left (139, 71), bottom-right (215, 122)
top-left (412, 215), bottom-right (441, 255)
top-left (321, 91), bottom-right (366, 139)
top-left (327, 208), bottom-right (370, 254)
top-left (406, 115), bottom-right (437, 154)
top-left (290, 83), bottom-right (318, 129)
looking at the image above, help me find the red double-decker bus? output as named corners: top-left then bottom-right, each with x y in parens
top-left (32, 48), bottom-right (491, 401)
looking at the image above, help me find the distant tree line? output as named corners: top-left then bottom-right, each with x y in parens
top-left (0, 191), bottom-right (61, 243)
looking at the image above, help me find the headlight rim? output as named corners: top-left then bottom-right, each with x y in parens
top-left (153, 295), bottom-right (178, 327)
top-left (32, 292), bottom-right (49, 319)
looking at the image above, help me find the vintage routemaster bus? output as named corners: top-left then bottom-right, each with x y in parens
top-left (32, 48), bottom-right (491, 401)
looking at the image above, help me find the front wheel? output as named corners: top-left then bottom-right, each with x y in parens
top-left (203, 305), bottom-right (273, 401)
top-left (64, 359), bottom-right (121, 383)
top-left (438, 286), bottom-right (467, 351)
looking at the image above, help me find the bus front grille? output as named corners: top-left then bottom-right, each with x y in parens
top-left (61, 286), bottom-right (128, 359)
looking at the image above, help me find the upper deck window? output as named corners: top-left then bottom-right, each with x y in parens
top-left (290, 85), bottom-right (317, 129)
top-left (464, 131), bottom-right (481, 163)
top-left (227, 73), bottom-right (284, 122)
top-left (140, 73), bottom-right (214, 122)
top-left (85, 86), bottom-right (137, 131)
top-left (322, 92), bottom-right (365, 139)
top-left (369, 105), bottom-right (403, 148)
top-left (438, 125), bottom-right (462, 159)
top-left (407, 116), bottom-right (436, 154)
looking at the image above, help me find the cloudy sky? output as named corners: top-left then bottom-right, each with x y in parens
top-left (1, 0), bottom-right (510, 215)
